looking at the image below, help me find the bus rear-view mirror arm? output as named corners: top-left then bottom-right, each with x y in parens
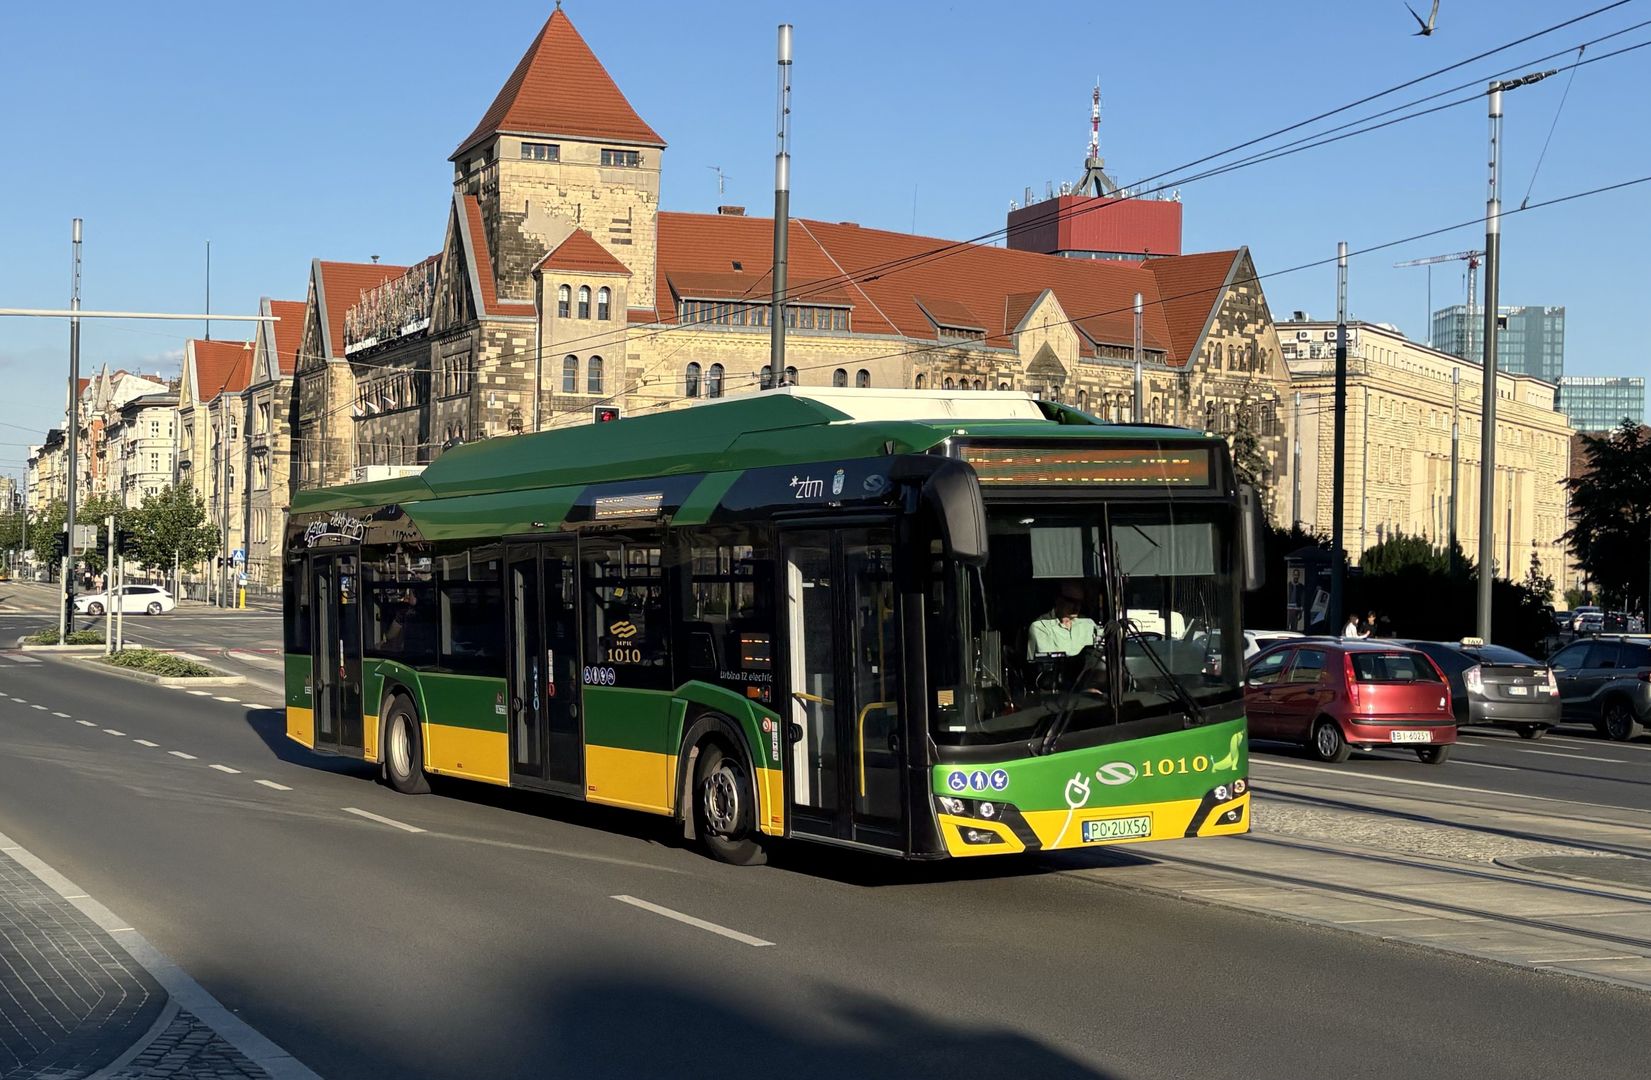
top-left (1239, 484), bottom-right (1266, 593)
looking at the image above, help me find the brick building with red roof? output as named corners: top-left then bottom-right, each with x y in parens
top-left (286, 5), bottom-right (1292, 517)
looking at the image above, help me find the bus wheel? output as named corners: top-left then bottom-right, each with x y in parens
top-left (384, 696), bottom-right (430, 795)
top-left (694, 743), bottom-right (766, 866)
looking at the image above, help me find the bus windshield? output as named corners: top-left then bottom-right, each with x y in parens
top-left (927, 500), bottom-right (1242, 747)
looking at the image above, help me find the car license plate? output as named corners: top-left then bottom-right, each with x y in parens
top-left (1508, 685), bottom-right (1529, 695)
top-left (1389, 730), bottom-right (1432, 743)
top-left (1082, 816), bottom-right (1153, 842)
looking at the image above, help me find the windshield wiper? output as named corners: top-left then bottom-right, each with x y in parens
top-left (1120, 619), bottom-right (1208, 726)
top-left (1036, 621), bottom-right (1117, 756)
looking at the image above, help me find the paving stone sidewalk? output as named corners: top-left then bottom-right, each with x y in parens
top-left (0, 848), bottom-right (273, 1080)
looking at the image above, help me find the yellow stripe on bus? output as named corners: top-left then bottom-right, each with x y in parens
top-left (286, 706), bottom-right (314, 749)
top-left (585, 745), bottom-right (671, 814)
top-left (362, 714), bottom-right (379, 764)
top-left (424, 723), bottom-right (508, 786)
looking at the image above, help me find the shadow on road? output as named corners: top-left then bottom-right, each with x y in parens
top-left (241, 707), bottom-right (377, 779)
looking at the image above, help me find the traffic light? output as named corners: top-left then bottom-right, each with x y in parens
top-left (593, 405), bottom-right (622, 423)
top-left (51, 530), bottom-right (68, 561)
top-left (116, 528), bottom-right (140, 557)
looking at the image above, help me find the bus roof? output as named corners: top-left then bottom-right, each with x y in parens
top-left (290, 388), bottom-right (1217, 514)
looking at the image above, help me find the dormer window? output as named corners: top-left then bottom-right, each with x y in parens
top-left (601, 148), bottom-right (641, 168)
top-left (521, 141), bottom-right (560, 162)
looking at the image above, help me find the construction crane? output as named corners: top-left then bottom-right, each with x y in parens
top-left (1394, 250), bottom-right (1482, 348)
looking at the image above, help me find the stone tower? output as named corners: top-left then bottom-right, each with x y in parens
top-left (450, 7), bottom-right (666, 309)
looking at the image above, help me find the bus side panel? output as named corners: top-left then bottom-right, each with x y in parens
top-left (669, 682), bottom-right (786, 838)
top-left (360, 660), bottom-right (384, 764)
top-left (582, 687), bottom-right (674, 814)
top-left (284, 653), bottom-right (314, 749)
top-left (415, 671), bottom-right (510, 786)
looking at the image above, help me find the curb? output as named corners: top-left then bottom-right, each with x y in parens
top-left (17, 641), bottom-right (106, 653)
top-left (70, 655), bottom-right (248, 687)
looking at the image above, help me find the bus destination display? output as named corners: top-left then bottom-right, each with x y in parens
top-left (961, 445), bottom-right (1213, 488)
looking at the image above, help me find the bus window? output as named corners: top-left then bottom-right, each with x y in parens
top-left (284, 559), bottom-right (311, 654)
top-left (437, 544), bottom-right (505, 675)
top-left (363, 548), bottom-right (437, 665)
top-left (581, 535), bottom-right (670, 689)
top-left (676, 529), bottom-right (776, 700)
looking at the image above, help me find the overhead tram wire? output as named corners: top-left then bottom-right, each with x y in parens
top-left (611, 172), bottom-right (1651, 409)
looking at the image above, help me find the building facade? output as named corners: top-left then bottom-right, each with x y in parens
top-left (244, 297), bottom-right (305, 589)
top-left (177, 339), bottom-right (253, 599)
top-left (286, 8), bottom-right (1296, 520)
top-left (1557, 375), bottom-right (1644, 433)
top-left (1282, 318), bottom-right (1575, 588)
top-left (1432, 304), bottom-right (1565, 384)
top-left (105, 392), bottom-right (178, 509)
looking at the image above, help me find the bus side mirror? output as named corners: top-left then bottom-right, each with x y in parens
top-left (1239, 484), bottom-right (1265, 592)
top-left (891, 457), bottom-right (988, 564)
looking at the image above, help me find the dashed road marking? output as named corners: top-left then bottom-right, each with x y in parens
top-left (212, 696), bottom-right (240, 703)
top-left (1509, 747), bottom-right (1625, 764)
top-left (133, 739), bottom-right (158, 747)
top-left (341, 807), bottom-right (425, 833)
top-left (244, 704), bottom-right (271, 710)
top-left (103, 729), bottom-right (125, 736)
top-left (30, 705), bottom-right (47, 711)
top-left (1457, 761), bottom-right (1518, 771)
top-left (168, 751), bottom-right (197, 760)
top-left (75, 720), bottom-right (96, 727)
top-left (255, 780), bottom-right (292, 791)
top-left (10, 697), bottom-right (27, 703)
top-left (186, 690), bottom-right (211, 697)
top-left (51, 712), bottom-right (69, 718)
top-left (209, 764), bottom-right (241, 774)
top-left (610, 894), bottom-right (775, 947)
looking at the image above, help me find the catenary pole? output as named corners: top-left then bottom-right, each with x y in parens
top-left (1478, 81), bottom-right (1503, 639)
top-left (61, 219), bottom-right (83, 641)
top-left (1132, 293), bottom-right (1144, 422)
top-left (1330, 242), bottom-right (1348, 636)
top-left (769, 24), bottom-right (793, 376)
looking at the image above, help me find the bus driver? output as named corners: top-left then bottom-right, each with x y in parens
top-left (1028, 581), bottom-right (1101, 659)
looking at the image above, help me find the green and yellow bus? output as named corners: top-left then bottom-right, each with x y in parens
top-left (283, 389), bottom-right (1263, 863)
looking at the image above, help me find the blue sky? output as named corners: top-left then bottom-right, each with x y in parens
top-left (2, 0), bottom-right (1647, 481)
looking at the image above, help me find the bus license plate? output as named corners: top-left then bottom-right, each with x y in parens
top-left (1082, 816), bottom-right (1152, 843)
top-left (1390, 730), bottom-right (1432, 743)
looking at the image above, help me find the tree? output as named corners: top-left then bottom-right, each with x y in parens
top-left (1226, 405), bottom-right (1270, 501)
top-left (1564, 420), bottom-right (1651, 614)
top-left (128, 484), bottom-right (219, 576)
top-left (1359, 530), bottom-right (1455, 578)
top-left (1524, 551), bottom-right (1555, 606)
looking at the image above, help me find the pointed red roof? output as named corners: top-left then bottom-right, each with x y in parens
top-left (453, 8), bottom-right (664, 160)
top-left (317, 261), bottom-right (407, 357)
top-left (268, 299), bottom-right (306, 375)
top-left (191, 340), bottom-right (254, 403)
top-left (534, 228), bottom-right (631, 276)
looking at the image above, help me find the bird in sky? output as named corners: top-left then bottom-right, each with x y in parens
top-left (1406, 0), bottom-right (1440, 36)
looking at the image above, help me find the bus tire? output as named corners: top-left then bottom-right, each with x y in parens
top-left (694, 742), bottom-right (766, 866)
top-left (383, 695), bottom-right (430, 795)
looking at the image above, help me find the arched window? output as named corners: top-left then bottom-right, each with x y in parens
top-left (596, 287), bottom-right (611, 321)
top-left (707, 363), bottom-right (725, 398)
top-left (855, 369), bottom-right (870, 388)
top-left (759, 365), bottom-right (774, 390)
top-left (998, 382), bottom-right (1010, 391)
top-left (587, 355), bottom-right (604, 394)
top-left (1204, 402), bottom-right (1215, 430)
top-left (684, 362), bottom-right (702, 398)
top-left (784, 366), bottom-right (798, 386)
top-left (973, 379), bottom-right (983, 391)
top-left (913, 372), bottom-right (925, 389)
top-left (835, 368), bottom-right (849, 387)
top-left (577, 286), bottom-right (591, 319)
top-left (557, 284), bottom-right (571, 319)
top-left (943, 377), bottom-right (955, 390)
top-left (1077, 389), bottom-right (1088, 411)
top-left (562, 355), bottom-right (578, 394)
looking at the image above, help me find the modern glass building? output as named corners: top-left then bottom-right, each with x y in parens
top-left (1558, 376), bottom-right (1646, 432)
top-left (1432, 305), bottom-right (1564, 384)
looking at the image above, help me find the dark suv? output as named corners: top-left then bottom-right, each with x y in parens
top-left (1546, 636), bottom-right (1651, 741)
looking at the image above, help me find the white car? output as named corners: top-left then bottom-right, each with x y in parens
top-left (73, 584), bottom-right (175, 616)
top-left (1242, 629), bottom-right (1302, 659)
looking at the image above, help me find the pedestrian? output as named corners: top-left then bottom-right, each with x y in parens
top-left (1342, 612), bottom-right (1364, 639)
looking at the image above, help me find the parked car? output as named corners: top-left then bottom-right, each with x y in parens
top-left (72, 584), bottom-right (175, 616)
top-left (1243, 629), bottom-right (1302, 659)
top-left (1547, 635), bottom-right (1651, 741)
top-left (1391, 638), bottom-right (1559, 739)
top-left (1244, 639), bottom-right (1457, 764)
top-left (1571, 606), bottom-right (1604, 635)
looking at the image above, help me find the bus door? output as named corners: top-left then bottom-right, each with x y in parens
top-left (505, 539), bottom-right (583, 794)
top-left (310, 552), bottom-right (364, 753)
top-left (781, 525), bottom-right (905, 850)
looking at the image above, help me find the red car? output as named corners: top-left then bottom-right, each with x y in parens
top-left (1244, 640), bottom-right (1457, 764)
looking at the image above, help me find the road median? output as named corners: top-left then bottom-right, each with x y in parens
top-left (69, 648), bottom-right (249, 688)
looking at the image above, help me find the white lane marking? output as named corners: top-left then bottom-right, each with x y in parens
top-left (30, 704), bottom-right (47, 711)
top-left (186, 690), bottom-right (211, 697)
top-left (1509, 748), bottom-right (1626, 764)
top-left (212, 696), bottom-right (239, 703)
top-left (255, 780), bottom-right (292, 791)
top-left (342, 807), bottom-right (425, 834)
top-left (103, 729), bottom-right (125, 736)
top-left (6, 655), bottom-right (41, 664)
top-left (610, 894), bottom-right (775, 947)
top-left (168, 751), bottom-right (197, 760)
top-left (1254, 759), bottom-right (1651, 814)
top-left (133, 739), bottom-right (158, 747)
top-left (1529, 955), bottom-right (1640, 965)
top-left (51, 712), bottom-right (69, 718)
top-left (75, 720), bottom-right (96, 727)
top-left (1457, 760), bottom-right (1518, 771)
top-left (243, 704), bottom-right (271, 710)
top-left (1333, 916), bottom-right (1438, 924)
top-left (209, 764), bottom-right (241, 774)
top-left (1547, 735), bottom-right (1651, 753)
top-left (8, 697), bottom-right (25, 703)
